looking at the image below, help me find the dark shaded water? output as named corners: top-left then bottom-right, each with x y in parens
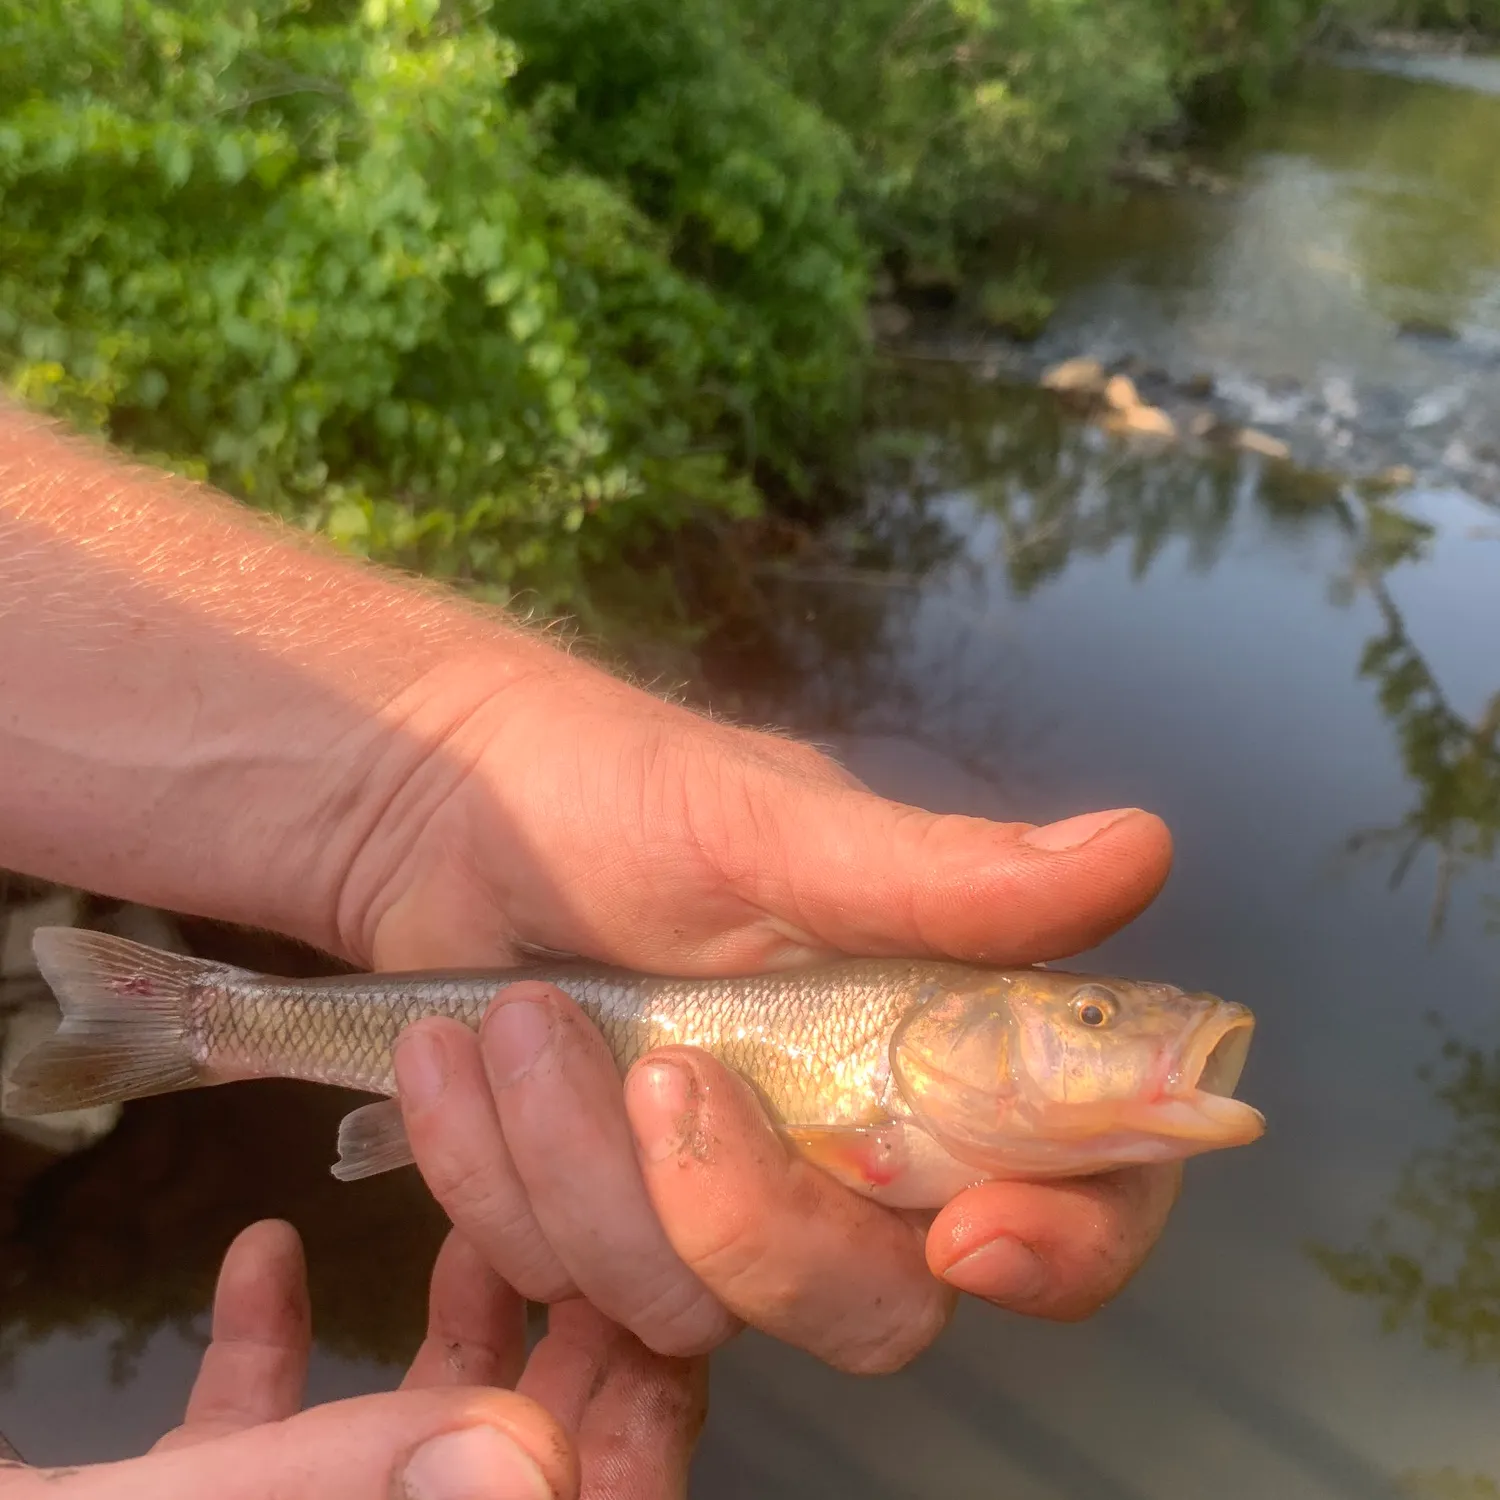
top-left (4, 54), bottom-right (1500, 1500)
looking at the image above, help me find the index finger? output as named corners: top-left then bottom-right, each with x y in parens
top-left (402, 1230), bottom-right (527, 1391)
top-left (154, 1219), bottom-right (311, 1451)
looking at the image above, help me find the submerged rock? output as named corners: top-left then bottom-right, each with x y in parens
top-left (1, 890), bottom-right (81, 978)
top-left (868, 302), bottom-right (914, 341)
top-left (0, 898), bottom-right (188, 1157)
top-left (1041, 357), bottom-right (1107, 398)
top-left (1396, 317), bottom-right (1458, 343)
top-left (1234, 428), bottom-right (1292, 461)
top-left (1107, 404), bottom-right (1177, 440)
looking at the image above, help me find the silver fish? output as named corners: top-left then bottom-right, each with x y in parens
top-left (2, 928), bottom-right (1263, 1207)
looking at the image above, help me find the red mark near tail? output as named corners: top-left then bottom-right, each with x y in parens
top-left (110, 977), bottom-right (155, 997)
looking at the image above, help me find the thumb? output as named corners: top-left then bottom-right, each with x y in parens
top-left (736, 788), bottom-right (1174, 964)
top-left (32, 1389), bottom-right (573, 1500)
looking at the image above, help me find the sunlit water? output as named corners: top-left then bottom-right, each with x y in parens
top-left (1011, 56), bottom-right (1500, 498)
top-left (3, 54), bottom-right (1500, 1500)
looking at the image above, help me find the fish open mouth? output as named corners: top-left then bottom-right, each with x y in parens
top-left (1128, 1003), bottom-right (1265, 1145)
top-left (1177, 1003), bottom-right (1254, 1098)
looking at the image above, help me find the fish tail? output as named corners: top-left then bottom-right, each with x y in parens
top-left (3, 927), bottom-right (224, 1116)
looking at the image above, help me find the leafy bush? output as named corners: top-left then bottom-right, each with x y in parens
top-left (0, 0), bottom-right (1406, 613)
top-left (0, 0), bottom-right (869, 606)
top-left (736, 0), bottom-right (1180, 273)
top-left (496, 0), bottom-right (872, 490)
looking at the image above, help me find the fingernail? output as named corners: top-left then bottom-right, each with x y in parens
top-left (940, 1237), bottom-right (1047, 1303)
top-left (401, 1424), bottom-right (554, 1500)
top-left (483, 998), bottom-right (556, 1087)
top-left (394, 1029), bottom-right (448, 1108)
top-left (1021, 808), bottom-right (1140, 852)
top-left (631, 1058), bottom-right (698, 1164)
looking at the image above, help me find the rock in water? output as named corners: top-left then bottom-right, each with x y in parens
top-left (1041, 357), bottom-right (1107, 398)
top-left (867, 302), bottom-right (914, 341)
top-left (1105, 374), bottom-right (1142, 412)
top-left (1115, 404), bottom-right (1177, 439)
top-left (1234, 428), bottom-right (1291, 461)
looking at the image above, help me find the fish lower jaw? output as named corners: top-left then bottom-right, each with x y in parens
top-left (1129, 1089), bottom-right (1265, 1145)
top-left (914, 1091), bottom-right (1266, 1180)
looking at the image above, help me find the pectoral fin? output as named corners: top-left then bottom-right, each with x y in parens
top-left (787, 1123), bottom-right (990, 1208)
top-left (786, 1125), bottom-right (906, 1194)
top-left (332, 1098), bottom-right (415, 1182)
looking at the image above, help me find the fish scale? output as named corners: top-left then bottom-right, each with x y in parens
top-left (197, 959), bottom-right (960, 1127)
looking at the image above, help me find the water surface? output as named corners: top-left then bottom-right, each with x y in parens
top-left (1009, 57), bottom-right (1500, 498)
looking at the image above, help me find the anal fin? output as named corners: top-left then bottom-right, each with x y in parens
top-left (332, 1098), bottom-right (415, 1182)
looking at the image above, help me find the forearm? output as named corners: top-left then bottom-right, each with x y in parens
top-left (0, 403), bottom-right (575, 953)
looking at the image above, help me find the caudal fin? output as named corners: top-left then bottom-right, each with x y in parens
top-left (3, 927), bottom-right (223, 1116)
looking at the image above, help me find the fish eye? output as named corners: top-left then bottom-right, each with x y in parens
top-left (1071, 985), bottom-right (1119, 1028)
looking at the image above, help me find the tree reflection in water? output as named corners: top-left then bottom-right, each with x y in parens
top-left (694, 367), bottom-right (1500, 1396)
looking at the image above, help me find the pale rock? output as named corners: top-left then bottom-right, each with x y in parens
top-left (1118, 404), bottom-right (1177, 439)
top-left (1040, 357), bottom-right (1106, 397)
top-left (1104, 374), bottom-right (1142, 413)
top-left (1, 890), bottom-right (83, 978)
top-left (100, 903), bottom-right (189, 953)
top-left (867, 302), bottom-right (913, 341)
top-left (1234, 428), bottom-right (1291, 461)
top-left (1106, 404), bottom-right (1177, 440)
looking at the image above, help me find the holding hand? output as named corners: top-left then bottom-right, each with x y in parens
top-left (339, 657), bottom-right (1181, 1373)
top-left (0, 1221), bottom-right (704, 1500)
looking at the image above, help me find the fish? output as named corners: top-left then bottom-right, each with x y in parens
top-left (2, 927), bottom-right (1264, 1208)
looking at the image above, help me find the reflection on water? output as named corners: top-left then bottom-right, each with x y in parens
top-left (5, 58), bottom-right (1500, 1500)
top-left (1299, 491), bottom-right (1500, 1376)
top-left (1314, 1019), bottom-right (1500, 1369)
top-left (692, 364), bottom-right (1500, 1496)
top-left (1338, 507), bottom-right (1500, 938)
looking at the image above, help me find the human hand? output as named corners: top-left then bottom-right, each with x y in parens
top-left (0, 1219), bottom-right (704, 1499)
top-left (336, 651), bottom-right (1181, 1373)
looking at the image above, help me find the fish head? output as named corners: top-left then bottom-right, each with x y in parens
top-left (889, 969), bottom-right (1263, 1176)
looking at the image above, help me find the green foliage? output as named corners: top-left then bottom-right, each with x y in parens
top-left (0, 0), bottom-right (1409, 607)
top-left (977, 258), bottom-right (1057, 340)
top-left (496, 0), bottom-right (872, 490)
top-left (737, 0), bottom-right (1181, 270)
top-left (1357, 0), bottom-right (1500, 30)
top-left (0, 0), bottom-right (794, 605)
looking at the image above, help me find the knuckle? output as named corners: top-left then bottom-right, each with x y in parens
top-left (418, 1151), bottom-right (571, 1300)
top-left (622, 1277), bottom-right (733, 1358)
top-left (823, 1286), bottom-right (955, 1376)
